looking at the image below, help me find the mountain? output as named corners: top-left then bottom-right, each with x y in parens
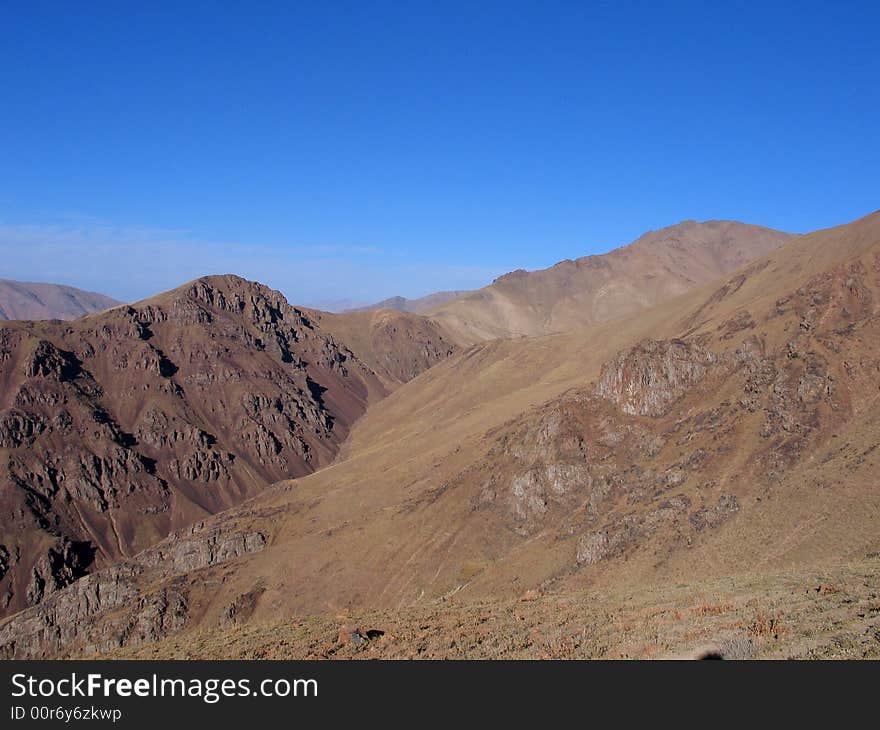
top-left (430, 220), bottom-right (795, 341)
top-left (3, 210), bottom-right (878, 659)
top-left (301, 307), bottom-right (457, 387)
top-left (351, 291), bottom-right (470, 315)
top-left (305, 298), bottom-right (371, 313)
top-left (0, 280), bottom-right (121, 321)
top-left (0, 274), bottom-right (457, 619)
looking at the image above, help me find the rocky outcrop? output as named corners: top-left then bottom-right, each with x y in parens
top-left (0, 275), bottom-right (388, 618)
top-left (0, 522), bottom-right (267, 659)
top-left (689, 494), bottom-right (740, 531)
top-left (136, 526), bottom-right (267, 575)
top-left (369, 317), bottom-right (457, 383)
top-left (0, 546), bottom-right (11, 582)
top-left (25, 540), bottom-right (93, 606)
top-left (469, 298), bottom-right (859, 571)
top-left (472, 389), bottom-right (695, 539)
top-left (576, 495), bottom-right (692, 565)
top-left (221, 585), bottom-right (266, 626)
top-left (0, 564), bottom-right (140, 659)
top-left (0, 409), bottom-right (46, 448)
top-left (595, 338), bottom-right (717, 417)
top-left (301, 307), bottom-right (459, 386)
top-left (23, 341), bottom-right (75, 379)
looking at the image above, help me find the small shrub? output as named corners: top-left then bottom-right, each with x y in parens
top-left (691, 601), bottom-right (733, 617)
top-left (750, 610), bottom-right (785, 639)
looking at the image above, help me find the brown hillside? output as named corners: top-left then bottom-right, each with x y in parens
top-left (3, 212), bottom-right (879, 659)
top-left (429, 220), bottom-right (794, 341)
top-left (0, 275), bottom-right (396, 618)
top-left (351, 291), bottom-right (470, 315)
top-left (0, 280), bottom-right (120, 321)
top-left (301, 307), bottom-right (459, 388)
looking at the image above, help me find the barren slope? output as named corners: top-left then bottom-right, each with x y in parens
top-left (112, 557), bottom-right (880, 660)
top-left (3, 211), bottom-right (879, 659)
top-left (0, 275), bottom-right (397, 618)
top-left (352, 291), bottom-right (470, 315)
top-left (430, 220), bottom-right (794, 341)
top-left (301, 307), bottom-right (459, 387)
top-left (0, 280), bottom-right (120, 321)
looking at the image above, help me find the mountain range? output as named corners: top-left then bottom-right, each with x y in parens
top-left (1, 212), bottom-right (879, 660)
top-left (349, 291), bottom-right (471, 315)
top-left (428, 220), bottom-right (795, 341)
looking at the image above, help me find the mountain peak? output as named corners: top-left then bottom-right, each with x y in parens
top-left (430, 218), bottom-right (795, 341)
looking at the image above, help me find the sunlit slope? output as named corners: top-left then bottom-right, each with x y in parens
top-left (2, 211), bottom-right (878, 658)
top-left (428, 220), bottom-right (794, 342)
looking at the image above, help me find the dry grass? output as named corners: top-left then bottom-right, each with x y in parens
top-left (690, 601), bottom-right (734, 617)
top-left (105, 557), bottom-right (880, 661)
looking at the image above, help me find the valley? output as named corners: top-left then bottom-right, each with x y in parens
top-left (1, 212), bottom-right (878, 659)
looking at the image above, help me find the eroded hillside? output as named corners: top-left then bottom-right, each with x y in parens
top-left (0, 275), bottom-right (455, 619)
top-left (2, 212), bottom-right (878, 659)
top-left (430, 220), bottom-right (794, 341)
top-left (301, 307), bottom-right (459, 387)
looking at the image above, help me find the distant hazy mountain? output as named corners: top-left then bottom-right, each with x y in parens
top-left (306, 297), bottom-right (371, 313)
top-left (0, 279), bottom-right (121, 321)
top-left (350, 290), bottom-right (470, 314)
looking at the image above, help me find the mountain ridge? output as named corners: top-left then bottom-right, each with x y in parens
top-left (0, 280), bottom-right (121, 321)
top-left (0, 273), bottom-right (457, 618)
top-left (347, 290), bottom-right (470, 315)
top-left (3, 211), bottom-right (879, 659)
top-left (428, 219), bottom-right (796, 341)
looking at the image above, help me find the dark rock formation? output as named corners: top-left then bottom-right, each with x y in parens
top-left (0, 275), bottom-right (389, 617)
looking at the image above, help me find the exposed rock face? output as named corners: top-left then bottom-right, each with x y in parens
top-left (301, 307), bottom-right (459, 386)
top-left (0, 275), bottom-right (389, 617)
top-left (595, 338), bottom-right (717, 416)
top-left (689, 494), bottom-right (740, 531)
top-left (0, 520), bottom-right (266, 659)
top-left (470, 273), bottom-right (862, 570)
top-left (472, 387), bottom-right (696, 541)
top-left (25, 539), bottom-right (92, 606)
top-left (0, 545), bottom-right (11, 592)
top-left (137, 526), bottom-right (267, 574)
top-left (367, 316), bottom-right (457, 383)
top-left (221, 585), bottom-right (266, 626)
top-left (576, 495), bottom-right (692, 565)
top-left (469, 336), bottom-right (730, 548)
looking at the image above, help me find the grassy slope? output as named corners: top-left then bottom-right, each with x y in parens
top-left (179, 212), bottom-right (878, 622)
top-left (7, 212), bottom-right (880, 659)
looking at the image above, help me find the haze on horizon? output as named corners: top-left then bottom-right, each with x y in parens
top-left (1, 2), bottom-right (878, 306)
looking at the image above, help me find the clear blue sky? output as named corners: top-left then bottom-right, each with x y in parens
top-left (1, 1), bottom-right (878, 307)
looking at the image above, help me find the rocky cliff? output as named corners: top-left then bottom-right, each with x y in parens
top-left (0, 275), bottom-right (392, 617)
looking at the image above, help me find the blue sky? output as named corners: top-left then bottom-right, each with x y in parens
top-left (1, 1), bottom-right (878, 307)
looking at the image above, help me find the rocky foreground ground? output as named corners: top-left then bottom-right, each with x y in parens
top-left (108, 557), bottom-right (880, 660)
